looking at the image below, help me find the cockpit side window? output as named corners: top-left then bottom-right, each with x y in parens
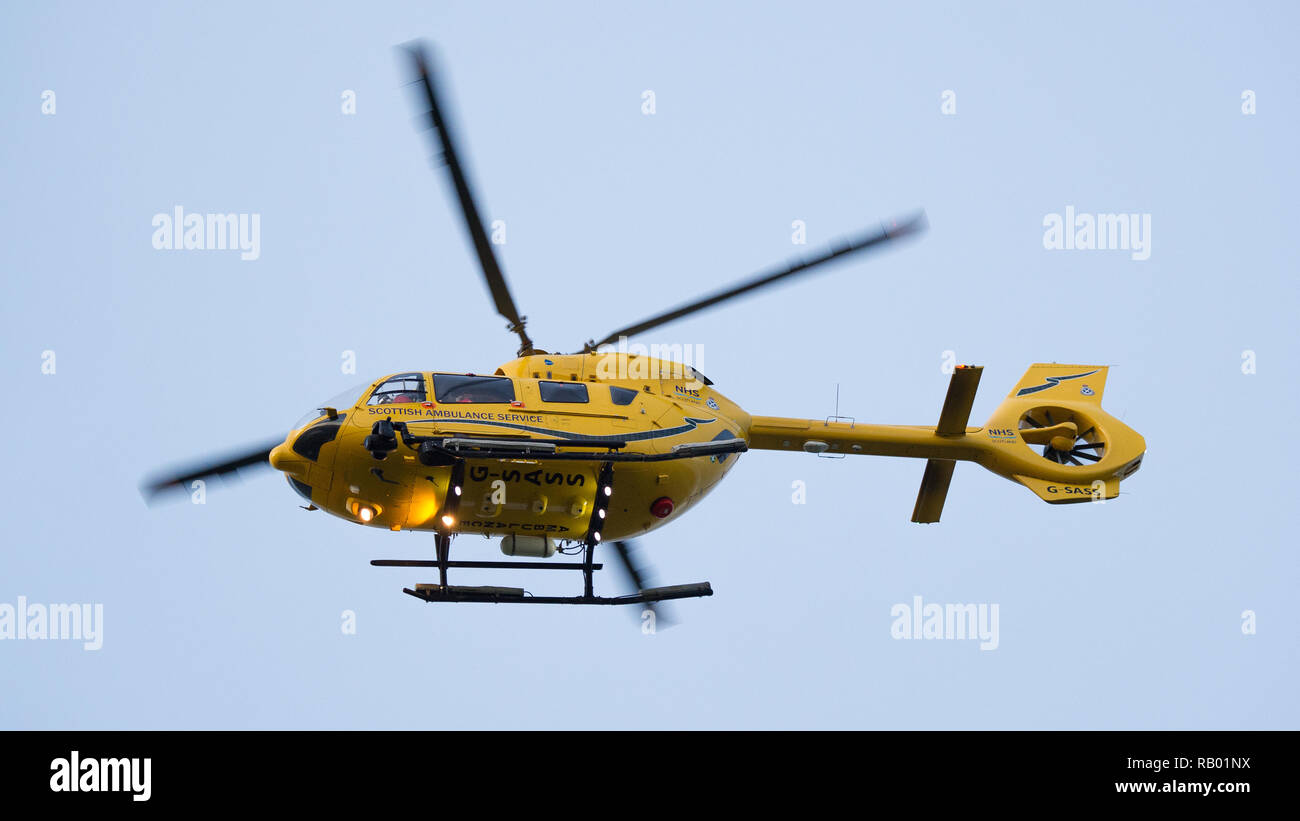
top-left (539, 381), bottom-right (588, 403)
top-left (367, 373), bottom-right (427, 405)
top-left (433, 374), bottom-right (516, 404)
top-left (609, 386), bottom-right (638, 406)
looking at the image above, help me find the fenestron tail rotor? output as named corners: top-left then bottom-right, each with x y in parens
top-left (1018, 407), bottom-right (1106, 466)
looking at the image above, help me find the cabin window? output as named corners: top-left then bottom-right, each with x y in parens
top-left (609, 386), bottom-right (638, 406)
top-left (539, 381), bottom-right (589, 403)
top-left (433, 374), bottom-right (516, 404)
top-left (367, 373), bottom-right (427, 405)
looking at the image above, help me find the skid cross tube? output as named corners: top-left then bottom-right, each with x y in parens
top-left (434, 533), bottom-right (451, 588)
top-left (582, 544), bottom-right (595, 597)
top-left (373, 559), bottom-right (605, 570)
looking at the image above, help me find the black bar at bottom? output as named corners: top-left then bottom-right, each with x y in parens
top-left (1, 730), bottom-right (1282, 807)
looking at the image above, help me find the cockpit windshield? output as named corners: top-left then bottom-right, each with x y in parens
top-left (293, 382), bottom-right (371, 430)
top-left (367, 372), bottom-right (428, 405)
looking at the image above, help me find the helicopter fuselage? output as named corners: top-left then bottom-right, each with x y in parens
top-left (269, 353), bottom-right (750, 543)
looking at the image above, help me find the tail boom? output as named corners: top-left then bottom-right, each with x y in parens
top-left (744, 363), bottom-right (1145, 521)
top-left (747, 418), bottom-right (987, 461)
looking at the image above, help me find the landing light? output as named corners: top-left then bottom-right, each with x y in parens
top-left (358, 506), bottom-right (374, 523)
top-left (441, 514), bottom-right (456, 528)
top-left (603, 485), bottom-right (612, 497)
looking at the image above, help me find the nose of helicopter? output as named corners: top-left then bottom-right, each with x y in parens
top-left (269, 440), bottom-right (306, 478)
top-left (269, 417), bottom-right (344, 506)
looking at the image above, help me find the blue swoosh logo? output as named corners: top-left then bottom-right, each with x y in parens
top-left (1015, 370), bottom-right (1098, 397)
top-left (405, 415), bottom-right (717, 443)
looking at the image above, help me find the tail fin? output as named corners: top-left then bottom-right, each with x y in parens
top-left (1005, 363), bottom-right (1108, 404)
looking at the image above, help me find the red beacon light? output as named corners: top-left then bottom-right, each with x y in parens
top-left (650, 496), bottom-right (674, 519)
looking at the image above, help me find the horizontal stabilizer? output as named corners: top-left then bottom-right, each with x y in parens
top-left (936, 365), bottom-right (983, 435)
top-left (911, 459), bottom-right (956, 523)
top-left (911, 365), bottom-right (982, 522)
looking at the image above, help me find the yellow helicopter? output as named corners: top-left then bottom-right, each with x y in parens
top-left (144, 43), bottom-right (1146, 609)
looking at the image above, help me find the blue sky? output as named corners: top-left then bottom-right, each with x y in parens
top-left (1, 1), bottom-right (1296, 729)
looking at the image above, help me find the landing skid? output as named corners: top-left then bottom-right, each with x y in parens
top-left (402, 582), bottom-right (713, 606)
top-left (374, 460), bottom-right (713, 607)
top-left (373, 551), bottom-right (713, 606)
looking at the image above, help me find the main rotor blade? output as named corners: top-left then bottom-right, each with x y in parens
top-left (404, 42), bottom-right (536, 356)
top-left (580, 211), bottom-right (927, 352)
top-left (612, 539), bottom-right (673, 627)
top-left (140, 439), bottom-right (282, 504)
